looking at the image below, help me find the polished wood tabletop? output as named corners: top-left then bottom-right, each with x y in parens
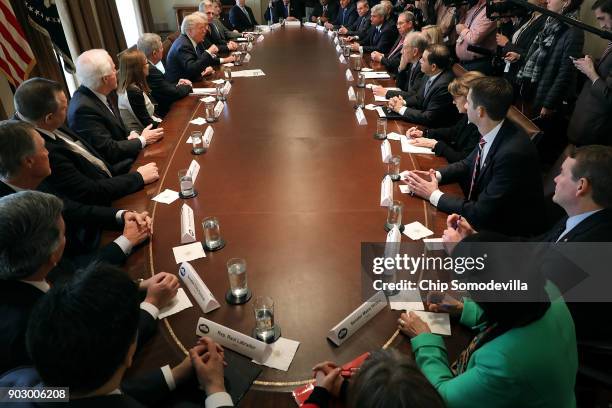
top-left (116, 26), bottom-right (469, 405)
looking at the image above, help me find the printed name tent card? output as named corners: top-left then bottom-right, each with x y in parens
top-left (188, 160), bottom-right (200, 183)
top-left (380, 139), bottom-right (392, 163)
top-left (355, 107), bottom-right (367, 125)
top-left (196, 317), bottom-right (268, 361)
top-left (179, 262), bottom-right (220, 313)
top-left (375, 106), bottom-right (386, 118)
top-left (327, 291), bottom-right (387, 346)
top-left (339, 54), bottom-right (347, 64)
top-left (345, 69), bottom-right (354, 81)
top-left (380, 175), bottom-right (393, 206)
top-left (180, 203), bottom-right (196, 243)
top-left (336, 44), bottom-right (342, 53)
top-left (203, 126), bottom-right (214, 147)
top-left (347, 86), bottom-right (356, 101)
top-left (214, 101), bottom-right (224, 118)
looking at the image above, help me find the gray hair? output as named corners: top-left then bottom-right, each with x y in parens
top-left (181, 13), bottom-right (207, 35)
top-left (75, 49), bottom-right (114, 90)
top-left (199, 0), bottom-right (214, 12)
top-left (0, 191), bottom-right (64, 280)
top-left (137, 33), bottom-right (162, 59)
top-left (399, 10), bottom-right (415, 22)
top-left (0, 120), bottom-right (37, 179)
top-left (405, 31), bottom-right (429, 53)
top-left (356, 0), bottom-right (369, 6)
top-left (371, 4), bottom-right (385, 17)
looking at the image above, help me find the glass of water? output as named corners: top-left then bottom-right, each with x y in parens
top-left (357, 72), bottom-right (366, 88)
top-left (343, 45), bottom-right (350, 58)
top-left (356, 87), bottom-right (365, 109)
top-left (388, 155), bottom-right (401, 180)
top-left (202, 216), bottom-right (224, 250)
top-left (216, 82), bottom-right (226, 102)
top-left (222, 65), bottom-right (232, 81)
top-left (386, 200), bottom-right (403, 229)
top-left (191, 131), bottom-right (205, 154)
top-left (350, 54), bottom-right (361, 71)
top-left (233, 51), bottom-right (242, 66)
top-left (375, 117), bottom-right (387, 140)
top-left (227, 258), bottom-right (248, 298)
top-left (178, 169), bottom-right (194, 198)
top-left (254, 296), bottom-right (276, 342)
top-left (205, 101), bottom-right (216, 123)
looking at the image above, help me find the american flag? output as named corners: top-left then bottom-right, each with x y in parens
top-left (0, 0), bottom-right (36, 86)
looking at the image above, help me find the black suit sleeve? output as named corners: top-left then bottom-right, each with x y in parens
top-left (127, 87), bottom-right (156, 129)
top-left (69, 107), bottom-right (142, 164)
top-left (381, 55), bottom-right (400, 73)
top-left (147, 67), bottom-right (191, 117)
top-left (362, 27), bottom-right (397, 53)
top-left (121, 369), bottom-right (170, 406)
top-left (136, 309), bottom-right (158, 350)
top-left (46, 150), bottom-right (144, 205)
top-left (178, 45), bottom-right (216, 81)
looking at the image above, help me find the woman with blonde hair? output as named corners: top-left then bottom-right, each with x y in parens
top-left (421, 24), bottom-right (443, 44)
top-left (117, 49), bottom-right (161, 133)
top-left (407, 71), bottom-right (483, 162)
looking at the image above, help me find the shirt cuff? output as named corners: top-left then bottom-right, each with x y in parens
top-left (592, 76), bottom-right (601, 85)
top-left (116, 210), bottom-right (127, 223)
top-left (354, 35), bottom-right (360, 40)
top-left (114, 235), bottom-right (134, 255)
top-left (138, 135), bottom-right (146, 148)
top-left (140, 301), bottom-right (160, 319)
top-left (205, 392), bottom-right (233, 408)
top-left (435, 171), bottom-right (442, 182)
top-left (160, 365), bottom-right (176, 391)
top-left (429, 189), bottom-right (444, 207)
top-left (399, 106), bottom-right (407, 115)
top-left (359, 46), bottom-right (363, 54)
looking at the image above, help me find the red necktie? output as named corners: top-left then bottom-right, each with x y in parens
top-left (467, 138), bottom-right (486, 201)
top-left (388, 36), bottom-right (405, 59)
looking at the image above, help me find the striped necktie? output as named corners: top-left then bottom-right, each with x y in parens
top-left (388, 35), bottom-right (405, 59)
top-left (467, 137), bottom-right (486, 201)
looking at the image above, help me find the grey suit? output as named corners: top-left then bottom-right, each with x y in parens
top-left (567, 47), bottom-right (612, 146)
top-left (212, 18), bottom-right (241, 40)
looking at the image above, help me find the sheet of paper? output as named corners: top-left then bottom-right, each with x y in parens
top-left (188, 160), bottom-right (200, 183)
top-left (424, 238), bottom-right (445, 250)
top-left (399, 184), bottom-right (411, 194)
top-left (360, 67), bottom-right (373, 72)
top-left (158, 288), bottom-right (194, 319)
top-left (223, 62), bottom-right (234, 67)
top-left (253, 337), bottom-right (300, 371)
top-left (412, 311), bottom-right (451, 336)
top-left (386, 132), bottom-right (402, 141)
top-left (364, 104), bottom-right (377, 110)
top-left (375, 106), bottom-right (386, 118)
top-left (365, 83), bottom-right (374, 89)
top-left (362, 71), bottom-right (391, 79)
top-left (285, 20), bottom-right (301, 26)
top-left (388, 290), bottom-right (424, 311)
top-left (190, 117), bottom-right (207, 125)
top-left (400, 135), bottom-right (435, 154)
top-left (303, 22), bottom-right (317, 28)
top-left (191, 88), bottom-right (216, 95)
top-left (403, 221), bottom-right (434, 240)
top-left (374, 94), bottom-right (388, 102)
top-left (386, 87), bottom-right (401, 91)
top-left (172, 242), bottom-right (207, 263)
top-left (232, 69), bottom-right (266, 77)
top-left (200, 96), bottom-right (216, 103)
top-left (152, 189), bottom-right (179, 204)
top-left (399, 170), bottom-right (410, 180)
top-left (211, 79), bottom-right (225, 84)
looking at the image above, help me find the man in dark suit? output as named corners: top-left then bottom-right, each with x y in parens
top-left (25, 262), bottom-right (232, 407)
top-left (68, 49), bottom-right (164, 165)
top-left (264, 0), bottom-right (304, 21)
top-left (200, 1), bottom-right (239, 53)
top-left (229, 0), bottom-right (259, 31)
top-left (370, 10), bottom-right (414, 73)
top-left (0, 192), bottom-right (179, 375)
top-left (387, 44), bottom-right (458, 127)
top-left (405, 77), bottom-right (545, 236)
top-left (325, 0), bottom-right (357, 29)
top-left (138, 33), bottom-right (193, 117)
top-left (567, 0), bottom-right (612, 146)
top-left (349, 4), bottom-right (398, 54)
top-left (373, 31), bottom-right (428, 99)
top-left (339, 0), bottom-right (371, 37)
top-left (311, 0), bottom-right (339, 23)
top-left (165, 13), bottom-right (220, 83)
top-left (0, 120), bottom-right (150, 266)
top-left (14, 78), bottom-right (152, 206)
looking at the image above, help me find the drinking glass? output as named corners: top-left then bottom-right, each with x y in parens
top-left (205, 101), bottom-right (216, 122)
top-left (227, 258), bottom-right (248, 298)
top-left (253, 296), bottom-right (276, 341)
top-left (202, 216), bottom-right (222, 250)
top-left (191, 131), bottom-right (205, 154)
top-left (388, 155), bottom-right (401, 181)
top-left (178, 169), bottom-right (194, 197)
top-left (386, 200), bottom-right (404, 228)
top-left (375, 117), bottom-right (387, 140)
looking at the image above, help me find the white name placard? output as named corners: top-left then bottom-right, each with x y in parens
top-left (179, 262), bottom-right (220, 313)
top-left (271, 23), bottom-right (281, 30)
top-left (381, 139), bottom-right (392, 163)
top-left (316, 25), bottom-right (326, 31)
top-left (376, 106), bottom-right (386, 118)
top-left (214, 101), bottom-right (224, 118)
top-left (345, 68), bottom-right (354, 81)
top-left (384, 225), bottom-right (402, 260)
top-left (187, 160), bottom-right (200, 183)
top-left (203, 126), bottom-right (214, 147)
top-left (424, 238), bottom-right (444, 250)
top-left (347, 86), bottom-right (356, 101)
top-left (380, 175), bottom-right (393, 206)
top-left (355, 107), bottom-right (367, 125)
top-left (180, 203), bottom-right (196, 243)
top-left (223, 81), bottom-right (232, 95)
top-left (327, 291), bottom-right (387, 346)
top-left (304, 22), bottom-right (317, 28)
top-left (327, 29), bottom-right (334, 36)
top-left (336, 44), bottom-right (342, 53)
top-left (196, 317), bottom-right (268, 361)
top-left (339, 54), bottom-right (347, 64)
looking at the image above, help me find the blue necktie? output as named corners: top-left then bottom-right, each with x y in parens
top-left (342, 8), bottom-right (347, 24)
top-left (373, 28), bottom-right (380, 43)
top-left (284, 4), bottom-right (289, 17)
top-left (423, 77), bottom-right (433, 98)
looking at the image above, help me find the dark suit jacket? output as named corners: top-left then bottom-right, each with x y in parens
top-left (387, 62), bottom-right (425, 99)
top-left (393, 68), bottom-right (458, 127)
top-left (229, 4), bottom-right (259, 31)
top-left (332, 3), bottom-right (358, 28)
top-left (346, 12), bottom-right (371, 36)
top-left (264, 1), bottom-right (304, 22)
top-left (32, 125), bottom-right (143, 206)
top-left (429, 114), bottom-right (480, 163)
top-left (0, 281), bottom-right (44, 375)
top-left (438, 120), bottom-right (545, 236)
top-left (359, 19), bottom-right (398, 54)
top-left (312, 1), bottom-right (339, 21)
top-left (567, 48), bottom-right (612, 146)
top-left (146, 62), bottom-right (191, 117)
top-left (380, 34), bottom-right (405, 73)
top-left (165, 34), bottom-right (217, 83)
top-left (67, 86), bottom-right (142, 165)
top-left (207, 20), bottom-right (231, 53)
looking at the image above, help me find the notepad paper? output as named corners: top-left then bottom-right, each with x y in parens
top-left (190, 117), bottom-right (207, 125)
top-left (400, 135), bottom-right (435, 154)
top-left (362, 71), bottom-right (390, 79)
top-left (232, 69), bottom-right (266, 77)
top-left (191, 88), bottom-right (216, 95)
top-left (252, 337), bottom-right (300, 371)
top-left (386, 132), bottom-right (402, 141)
top-left (152, 189), bottom-right (180, 204)
top-left (399, 184), bottom-right (411, 194)
top-left (374, 95), bottom-right (389, 102)
top-left (403, 221), bottom-right (434, 240)
top-left (388, 290), bottom-right (425, 311)
top-left (411, 311), bottom-right (451, 336)
top-left (158, 288), bottom-right (194, 319)
top-left (172, 242), bottom-right (207, 263)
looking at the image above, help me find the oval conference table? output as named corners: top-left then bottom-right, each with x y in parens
top-left (115, 26), bottom-right (471, 406)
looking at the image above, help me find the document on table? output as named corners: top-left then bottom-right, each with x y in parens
top-left (200, 96), bottom-right (216, 103)
top-left (411, 311), bottom-right (451, 336)
top-left (232, 69), bottom-right (266, 77)
top-left (152, 189), bottom-right (179, 204)
top-left (191, 88), bottom-right (216, 95)
top-left (158, 288), bottom-right (193, 319)
top-left (190, 117), bottom-right (207, 125)
top-left (403, 221), bottom-right (434, 240)
top-left (400, 136), bottom-right (435, 154)
top-left (386, 132), bottom-right (402, 141)
top-left (399, 184), bottom-right (411, 194)
top-left (252, 337), bottom-right (300, 371)
top-left (362, 71), bottom-right (391, 79)
top-left (172, 242), bottom-right (207, 263)
top-left (388, 290), bottom-right (424, 311)
top-left (374, 94), bottom-right (388, 102)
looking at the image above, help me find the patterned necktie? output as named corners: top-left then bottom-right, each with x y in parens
top-left (467, 137), bottom-right (486, 201)
top-left (388, 35), bottom-right (404, 59)
top-left (105, 95), bottom-right (121, 121)
top-left (451, 324), bottom-right (498, 375)
top-left (323, 5), bottom-right (327, 17)
top-left (358, 16), bottom-right (366, 31)
top-left (423, 76), bottom-right (434, 98)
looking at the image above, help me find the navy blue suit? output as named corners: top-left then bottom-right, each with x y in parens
top-left (359, 19), bottom-right (398, 53)
top-left (229, 4), bottom-right (259, 31)
top-left (165, 34), bottom-right (216, 83)
top-left (332, 3), bottom-right (358, 28)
